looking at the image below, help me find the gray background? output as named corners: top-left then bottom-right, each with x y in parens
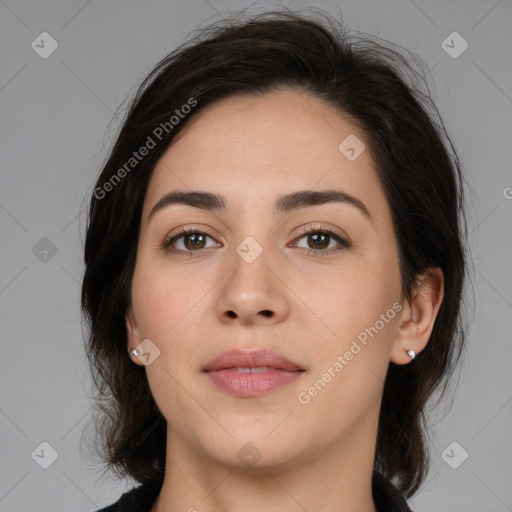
top-left (0, 0), bottom-right (511, 511)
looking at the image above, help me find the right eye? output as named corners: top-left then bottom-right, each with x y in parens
top-left (161, 227), bottom-right (220, 256)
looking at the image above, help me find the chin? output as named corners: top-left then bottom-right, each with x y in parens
top-left (199, 430), bottom-right (303, 473)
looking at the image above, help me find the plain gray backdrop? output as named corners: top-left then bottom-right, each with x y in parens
top-left (1, 0), bottom-right (511, 511)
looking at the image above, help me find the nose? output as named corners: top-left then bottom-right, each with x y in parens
top-left (214, 246), bottom-right (290, 327)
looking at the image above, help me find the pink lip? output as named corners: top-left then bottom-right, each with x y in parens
top-left (203, 349), bottom-right (303, 372)
top-left (202, 349), bottom-right (305, 397)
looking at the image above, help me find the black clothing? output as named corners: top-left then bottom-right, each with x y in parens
top-left (96, 470), bottom-right (413, 512)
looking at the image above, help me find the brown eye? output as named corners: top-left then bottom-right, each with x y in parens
top-left (293, 229), bottom-right (350, 255)
top-left (306, 232), bottom-right (330, 249)
top-left (182, 232), bottom-right (207, 250)
top-left (162, 229), bottom-right (218, 254)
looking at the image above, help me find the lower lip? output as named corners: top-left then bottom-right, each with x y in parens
top-left (205, 368), bottom-right (304, 397)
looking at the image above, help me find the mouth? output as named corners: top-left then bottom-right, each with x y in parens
top-left (219, 367), bottom-right (283, 373)
top-left (202, 349), bottom-right (305, 397)
top-left (202, 348), bottom-right (304, 372)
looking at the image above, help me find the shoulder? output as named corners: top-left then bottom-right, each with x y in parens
top-left (94, 478), bottom-right (163, 512)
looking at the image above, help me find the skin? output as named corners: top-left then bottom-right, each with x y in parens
top-left (125, 89), bottom-right (444, 512)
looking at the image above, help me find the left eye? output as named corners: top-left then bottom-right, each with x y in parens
top-left (292, 230), bottom-right (349, 253)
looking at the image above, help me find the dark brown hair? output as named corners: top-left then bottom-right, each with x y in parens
top-left (81, 10), bottom-right (469, 498)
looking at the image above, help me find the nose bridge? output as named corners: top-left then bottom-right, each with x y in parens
top-left (228, 202), bottom-right (277, 268)
top-left (215, 226), bottom-right (289, 324)
top-left (230, 230), bottom-right (275, 297)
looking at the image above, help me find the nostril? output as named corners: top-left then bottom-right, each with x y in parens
top-left (260, 310), bottom-right (273, 317)
top-left (227, 311), bottom-right (237, 318)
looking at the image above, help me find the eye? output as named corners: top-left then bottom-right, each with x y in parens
top-left (291, 227), bottom-right (350, 256)
top-left (161, 227), bottom-right (219, 256)
top-left (161, 225), bottom-right (350, 257)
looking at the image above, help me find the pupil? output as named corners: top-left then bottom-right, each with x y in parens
top-left (310, 233), bottom-right (328, 249)
top-left (187, 234), bottom-right (204, 249)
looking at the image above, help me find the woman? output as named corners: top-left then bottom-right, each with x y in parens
top-left (81, 10), bottom-right (469, 512)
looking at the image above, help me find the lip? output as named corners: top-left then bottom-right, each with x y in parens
top-left (203, 349), bottom-right (303, 372)
top-left (202, 349), bottom-right (305, 397)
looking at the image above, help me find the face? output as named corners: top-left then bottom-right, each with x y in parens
top-left (126, 89), bottom-right (405, 471)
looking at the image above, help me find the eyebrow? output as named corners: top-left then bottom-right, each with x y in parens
top-left (147, 188), bottom-right (372, 223)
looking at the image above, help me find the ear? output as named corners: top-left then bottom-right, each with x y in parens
top-left (126, 306), bottom-right (145, 366)
top-left (391, 267), bottom-right (444, 365)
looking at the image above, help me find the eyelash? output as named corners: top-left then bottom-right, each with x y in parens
top-left (161, 225), bottom-right (350, 257)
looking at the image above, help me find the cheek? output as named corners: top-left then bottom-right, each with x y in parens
top-left (130, 254), bottom-right (206, 341)
top-left (130, 261), bottom-right (206, 429)
top-left (307, 262), bottom-right (397, 338)
top-left (299, 258), bottom-right (400, 408)
top-left (295, 275), bottom-right (398, 436)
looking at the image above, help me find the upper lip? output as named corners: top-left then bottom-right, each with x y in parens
top-left (202, 349), bottom-right (304, 372)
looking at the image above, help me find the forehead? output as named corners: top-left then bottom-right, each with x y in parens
top-left (143, 90), bottom-right (386, 220)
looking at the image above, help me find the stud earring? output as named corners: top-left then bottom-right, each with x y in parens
top-left (129, 348), bottom-right (139, 358)
top-left (406, 348), bottom-right (416, 359)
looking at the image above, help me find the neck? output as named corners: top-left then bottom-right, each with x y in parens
top-left (151, 413), bottom-right (380, 512)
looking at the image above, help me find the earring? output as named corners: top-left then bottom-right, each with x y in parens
top-left (129, 348), bottom-right (139, 358)
top-left (406, 348), bottom-right (416, 359)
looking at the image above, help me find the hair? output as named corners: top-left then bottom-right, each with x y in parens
top-left (81, 9), bottom-right (470, 498)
